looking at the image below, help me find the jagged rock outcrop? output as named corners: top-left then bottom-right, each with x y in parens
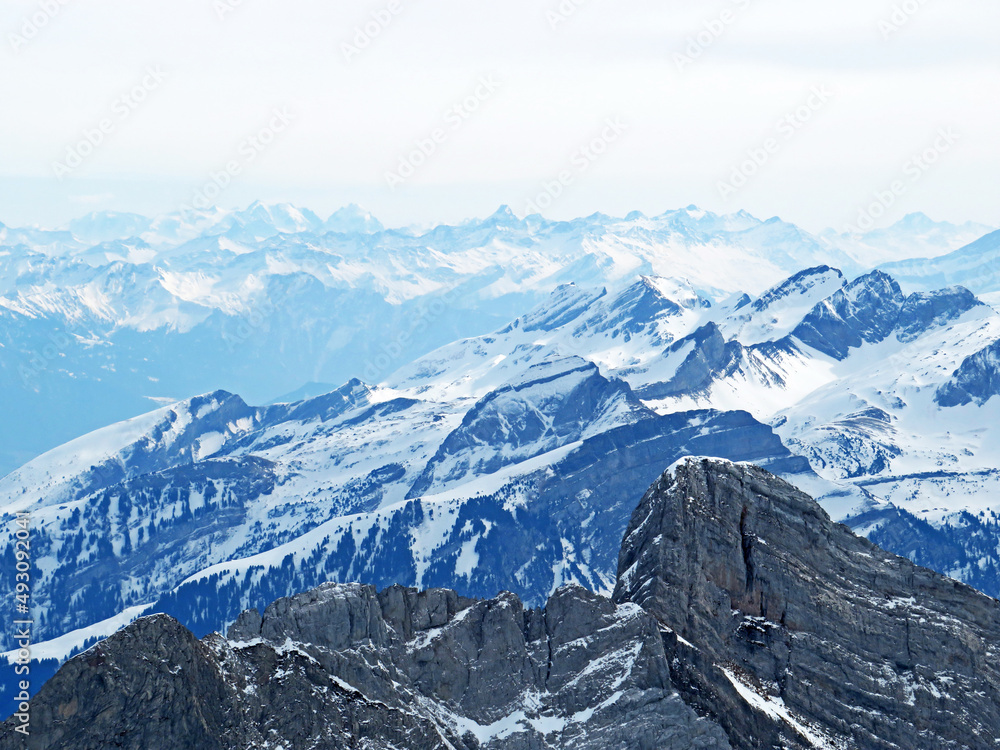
top-left (406, 357), bottom-right (648, 498)
top-left (790, 271), bottom-right (982, 361)
top-left (936, 338), bottom-right (1000, 406)
top-left (750, 266), bottom-right (844, 313)
top-left (790, 270), bottom-right (906, 359)
top-left (8, 459), bottom-right (1000, 749)
top-left (637, 269), bottom-right (985, 404)
top-left (639, 322), bottom-right (745, 399)
top-left (3, 583), bottom-right (729, 750)
top-left (615, 458), bottom-right (1000, 749)
top-left (896, 286), bottom-right (983, 342)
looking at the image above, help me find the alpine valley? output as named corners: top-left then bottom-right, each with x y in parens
top-left (3, 204), bottom-right (1000, 748)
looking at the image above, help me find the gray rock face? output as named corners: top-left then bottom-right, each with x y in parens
top-left (9, 459), bottom-right (1000, 749)
top-left (936, 338), bottom-right (1000, 406)
top-left (4, 583), bottom-right (730, 750)
top-left (614, 458), bottom-right (1000, 749)
top-left (7, 614), bottom-right (253, 750)
top-left (791, 271), bottom-right (982, 361)
top-left (640, 322), bottom-right (744, 399)
top-left (406, 357), bottom-right (647, 498)
top-left (791, 270), bottom-right (906, 360)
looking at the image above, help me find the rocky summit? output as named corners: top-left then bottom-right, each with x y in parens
top-left (615, 458), bottom-right (1000, 749)
top-left (6, 458), bottom-right (1000, 749)
top-left (4, 585), bottom-right (728, 750)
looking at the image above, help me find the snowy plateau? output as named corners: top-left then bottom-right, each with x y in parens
top-left (2, 202), bottom-right (1000, 726)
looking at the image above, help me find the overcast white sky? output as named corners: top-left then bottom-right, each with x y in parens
top-left (1, 0), bottom-right (997, 231)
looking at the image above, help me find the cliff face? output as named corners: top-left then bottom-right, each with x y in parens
top-left (3, 581), bottom-right (729, 750)
top-left (7, 459), bottom-right (1000, 749)
top-left (614, 458), bottom-right (1000, 749)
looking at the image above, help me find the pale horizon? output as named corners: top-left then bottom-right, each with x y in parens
top-left (1, 0), bottom-right (998, 234)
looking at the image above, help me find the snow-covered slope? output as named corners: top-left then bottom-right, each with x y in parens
top-left (823, 212), bottom-right (995, 267)
top-left (0, 277), bottom-right (820, 684)
top-left (3, 205), bottom-right (1000, 702)
top-left (387, 265), bottom-right (1000, 590)
top-left (377, 263), bottom-right (1000, 522)
top-left (879, 228), bottom-right (1000, 298)
top-left (0, 203), bottom-right (992, 478)
top-left (66, 211), bottom-right (153, 245)
top-left (322, 203), bottom-right (384, 234)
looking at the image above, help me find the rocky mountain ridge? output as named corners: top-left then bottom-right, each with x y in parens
top-left (1, 202), bottom-right (992, 478)
top-left (7, 458), bottom-right (1000, 749)
top-left (8, 259), bottom-right (1000, 701)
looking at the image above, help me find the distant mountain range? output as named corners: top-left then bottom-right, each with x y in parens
top-left (0, 203), bottom-right (994, 477)
top-left (880, 227), bottom-right (1000, 298)
top-left (5, 245), bottom-right (1000, 700)
top-left (4, 203), bottom-right (1000, 717)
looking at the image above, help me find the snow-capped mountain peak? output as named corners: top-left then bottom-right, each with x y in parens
top-left (321, 204), bottom-right (384, 235)
top-left (0, 390), bottom-right (259, 511)
top-left (722, 265), bottom-right (845, 345)
top-left (67, 211), bottom-right (153, 245)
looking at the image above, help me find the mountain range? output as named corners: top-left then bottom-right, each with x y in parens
top-left (4, 203), bottom-right (1000, 743)
top-left (5, 249), bottom-right (1000, 696)
top-left (7, 459), bottom-right (999, 749)
top-left (0, 203), bottom-right (993, 478)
